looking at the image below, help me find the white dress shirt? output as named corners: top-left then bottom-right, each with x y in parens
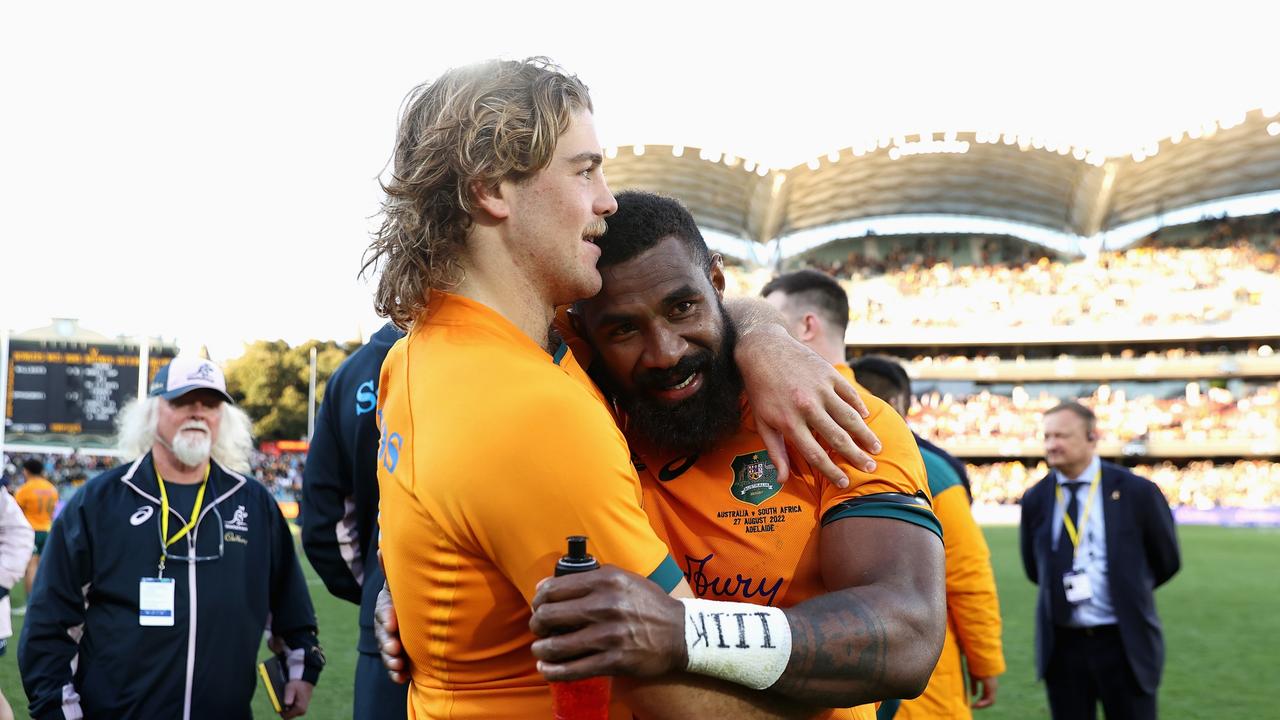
top-left (1050, 455), bottom-right (1117, 627)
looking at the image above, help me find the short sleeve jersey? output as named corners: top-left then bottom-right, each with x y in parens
top-left (15, 477), bottom-right (58, 531)
top-left (630, 390), bottom-right (940, 720)
top-left (377, 292), bottom-right (680, 720)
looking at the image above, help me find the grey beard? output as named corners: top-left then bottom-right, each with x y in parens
top-left (170, 431), bottom-right (212, 467)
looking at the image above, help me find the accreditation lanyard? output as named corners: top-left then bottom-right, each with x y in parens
top-left (155, 462), bottom-right (210, 577)
top-left (1055, 468), bottom-right (1102, 561)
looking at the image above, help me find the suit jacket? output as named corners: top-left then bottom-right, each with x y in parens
top-left (1019, 460), bottom-right (1180, 694)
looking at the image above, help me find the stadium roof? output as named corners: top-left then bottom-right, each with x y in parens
top-left (603, 109), bottom-right (1280, 263)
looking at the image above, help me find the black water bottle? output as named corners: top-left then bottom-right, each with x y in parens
top-left (555, 536), bottom-right (600, 577)
top-left (549, 536), bottom-right (610, 720)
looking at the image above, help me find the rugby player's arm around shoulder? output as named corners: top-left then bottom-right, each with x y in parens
top-left (723, 296), bottom-right (880, 489)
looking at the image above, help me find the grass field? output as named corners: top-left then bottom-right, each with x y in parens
top-left (3, 525), bottom-right (1278, 718)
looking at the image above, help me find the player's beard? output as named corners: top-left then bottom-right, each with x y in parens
top-left (170, 422), bottom-right (213, 467)
top-left (613, 304), bottom-right (743, 456)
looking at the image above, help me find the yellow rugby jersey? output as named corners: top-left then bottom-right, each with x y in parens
top-left (15, 477), bottom-right (58, 532)
top-left (629, 391), bottom-right (940, 720)
top-left (835, 363), bottom-right (853, 383)
top-left (377, 292), bottom-right (681, 720)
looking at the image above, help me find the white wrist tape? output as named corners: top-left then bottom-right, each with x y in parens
top-left (681, 598), bottom-right (792, 690)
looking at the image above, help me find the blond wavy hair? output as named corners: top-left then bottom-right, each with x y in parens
top-left (362, 57), bottom-right (593, 329)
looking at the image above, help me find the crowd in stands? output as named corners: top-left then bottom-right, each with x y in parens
top-left (251, 450), bottom-right (305, 501)
top-left (965, 461), bottom-right (1049, 506)
top-left (1144, 213), bottom-right (1280, 251)
top-left (966, 459), bottom-right (1280, 510)
top-left (805, 235), bottom-right (1048, 279)
top-left (0, 454), bottom-right (112, 503)
top-left (904, 343), bottom-right (1276, 367)
top-left (2, 450), bottom-right (307, 504)
top-left (909, 382), bottom-right (1280, 447)
top-left (908, 379), bottom-right (1280, 509)
top-left (1140, 459), bottom-right (1280, 510)
top-left (842, 238), bottom-right (1278, 330)
top-left (725, 213), bottom-right (1280, 332)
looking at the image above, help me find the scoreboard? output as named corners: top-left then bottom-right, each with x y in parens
top-left (4, 340), bottom-right (174, 445)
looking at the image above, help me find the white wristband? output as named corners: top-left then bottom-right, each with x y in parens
top-left (680, 598), bottom-right (793, 690)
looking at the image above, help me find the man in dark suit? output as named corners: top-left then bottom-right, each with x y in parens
top-left (1020, 401), bottom-right (1180, 719)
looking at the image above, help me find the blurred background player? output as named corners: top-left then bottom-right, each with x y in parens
top-left (0, 483), bottom-right (35, 720)
top-left (1020, 402), bottom-right (1180, 720)
top-left (761, 270), bottom-right (1004, 717)
top-left (851, 357), bottom-right (1005, 718)
top-left (302, 321), bottom-right (406, 720)
top-left (761, 269), bottom-right (849, 370)
top-left (13, 458), bottom-right (58, 600)
top-left (762, 270), bottom-right (971, 501)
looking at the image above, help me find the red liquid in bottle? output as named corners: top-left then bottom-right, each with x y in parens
top-left (551, 676), bottom-right (611, 720)
top-left (548, 536), bottom-right (611, 720)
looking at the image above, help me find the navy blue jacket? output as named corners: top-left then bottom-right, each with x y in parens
top-left (301, 322), bottom-right (402, 655)
top-left (1019, 460), bottom-right (1180, 694)
top-left (19, 454), bottom-right (322, 720)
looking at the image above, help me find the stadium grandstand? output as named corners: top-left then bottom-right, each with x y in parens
top-left (5, 110), bottom-right (1279, 527)
top-left (601, 107), bottom-right (1280, 527)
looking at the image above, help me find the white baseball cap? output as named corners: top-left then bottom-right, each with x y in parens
top-left (148, 357), bottom-right (235, 404)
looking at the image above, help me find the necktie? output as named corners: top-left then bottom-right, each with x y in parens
top-left (1050, 481), bottom-right (1085, 624)
top-left (1063, 481), bottom-right (1083, 537)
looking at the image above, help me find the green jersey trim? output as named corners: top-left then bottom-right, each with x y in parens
top-left (921, 448), bottom-right (963, 497)
top-left (647, 554), bottom-right (684, 593)
top-left (821, 495), bottom-right (944, 540)
top-left (552, 342), bottom-right (569, 366)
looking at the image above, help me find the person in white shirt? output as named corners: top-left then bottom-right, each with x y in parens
top-left (0, 485), bottom-right (36, 720)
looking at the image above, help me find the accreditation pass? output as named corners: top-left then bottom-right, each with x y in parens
top-left (139, 577), bottom-right (176, 626)
top-left (1062, 570), bottom-right (1093, 603)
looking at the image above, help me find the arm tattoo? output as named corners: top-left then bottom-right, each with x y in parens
top-left (769, 591), bottom-right (888, 701)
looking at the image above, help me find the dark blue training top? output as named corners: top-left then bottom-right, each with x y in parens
top-left (301, 322), bottom-right (404, 654)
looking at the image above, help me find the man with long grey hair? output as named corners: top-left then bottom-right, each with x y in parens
top-left (115, 369), bottom-right (255, 475)
top-left (19, 357), bottom-right (325, 720)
